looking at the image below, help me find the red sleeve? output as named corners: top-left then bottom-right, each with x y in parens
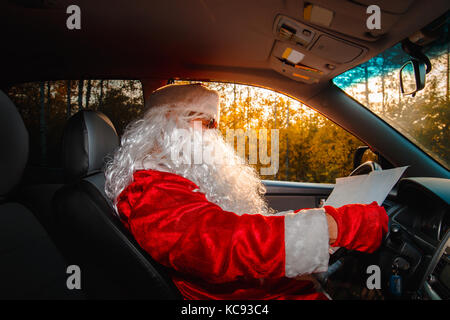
top-left (324, 202), bottom-right (388, 253)
top-left (116, 170), bottom-right (286, 284)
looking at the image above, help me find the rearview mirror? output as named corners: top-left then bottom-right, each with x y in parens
top-left (399, 59), bottom-right (426, 97)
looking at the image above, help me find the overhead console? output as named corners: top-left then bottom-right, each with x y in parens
top-left (270, 15), bottom-right (367, 83)
top-left (270, 0), bottom-right (417, 84)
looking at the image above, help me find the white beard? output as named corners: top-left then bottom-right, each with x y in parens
top-left (138, 125), bottom-right (273, 215)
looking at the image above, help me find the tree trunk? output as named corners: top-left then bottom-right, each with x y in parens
top-left (233, 83), bottom-right (237, 129)
top-left (46, 81), bottom-right (51, 117)
top-left (85, 79), bottom-right (92, 109)
top-left (273, 100), bottom-right (278, 179)
top-left (39, 82), bottom-right (47, 166)
top-left (45, 81), bottom-right (51, 147)
top-left (99, 79), bottom-right (104, 110)
top-left (380, 54), bottom-right (385, 114)
top-left (246, 87), bottom-right (250, 130)
top-left (66, 80), bottom-right (72, 119)
top-left (274, 101), bottom-right (277, 129)
top-left (364, 64), bottom-right (370, 106)
top-left (78, 79), bottom-right (84, 110)
top-left (447, 40), bottom-right (449, 103)
top-left (285, 101), bottom-right (289, 180)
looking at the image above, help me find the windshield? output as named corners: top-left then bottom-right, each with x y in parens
top-left (333, 22), bottom-right (449, 170)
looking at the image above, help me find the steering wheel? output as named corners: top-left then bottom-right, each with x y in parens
top-left (316, 161), bottom-right (385, 296)
top-left (349, 160), bottom-right (382, 176)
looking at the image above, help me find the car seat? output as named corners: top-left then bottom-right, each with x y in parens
top-left (52, 110), bottom-right (181, 299)
top-left (0, 90), bottom-right (83, 299)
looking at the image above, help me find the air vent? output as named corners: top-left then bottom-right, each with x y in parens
top-left (382, 200), bottom-right (394, 213)
top-left (434, 257), bottom-right (446, 275)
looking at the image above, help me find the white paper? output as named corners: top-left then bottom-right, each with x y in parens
top-left (324, 166), bottom-right (408, 208)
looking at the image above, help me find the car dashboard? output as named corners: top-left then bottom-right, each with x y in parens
top-left (381, 177), bottom-right (450, 299)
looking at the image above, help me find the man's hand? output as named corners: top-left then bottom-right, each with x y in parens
top-left (326, 213), bottom-right (338, 245)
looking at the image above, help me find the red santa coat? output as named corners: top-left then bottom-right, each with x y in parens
top-left (116, 169), bottom-right (385, 300)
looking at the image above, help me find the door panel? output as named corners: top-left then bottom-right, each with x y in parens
top-left (263, 180), bottom-right (334, 212)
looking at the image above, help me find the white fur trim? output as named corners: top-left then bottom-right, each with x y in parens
top-left (147, 84), bottom-right (220, 121)
top-left (284, 208), bottom-right (330, 278)
top-left (272, 210), bottom-right (294, 216)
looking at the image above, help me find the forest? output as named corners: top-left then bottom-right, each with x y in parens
top-left (5, 79), bottom-right (371, 184)
top-left (180, 80), bottom-right (369, 182)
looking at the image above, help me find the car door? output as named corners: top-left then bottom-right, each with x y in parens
top-left (263, 180), bottom-right (334, 211)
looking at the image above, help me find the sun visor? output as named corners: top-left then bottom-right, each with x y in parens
top-left (310, 35), bottom-right (363, 63)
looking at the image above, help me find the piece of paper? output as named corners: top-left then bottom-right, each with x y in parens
top-left (324, 166), bottom-right (408, 208)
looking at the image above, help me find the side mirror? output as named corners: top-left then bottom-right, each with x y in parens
top-left (400, 59), bottom-right (426, 97)
top-left (353, 146), bottom-right (394, 174)
top-left (353, 146), bottom-right (370, 170)
top-left (352, 146), bottom-right (382, 176)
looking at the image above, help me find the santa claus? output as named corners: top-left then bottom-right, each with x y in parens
top-left (104, 83), bottom-right (388, 300)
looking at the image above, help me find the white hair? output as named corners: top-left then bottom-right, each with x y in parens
top-left (104, 105), bottom-right (273, 215)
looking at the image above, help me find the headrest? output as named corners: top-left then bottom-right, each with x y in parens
top-left (0, 91), bottom-right (29, 198)
top-left (62, 110), bottom-right (119, 182)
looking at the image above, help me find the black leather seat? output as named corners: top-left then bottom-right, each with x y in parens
top-left (0, 90), bottom-right (83, 299)
top-left (53, 110), bottom-right (181, 299)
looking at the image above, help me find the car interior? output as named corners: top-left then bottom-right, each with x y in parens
top-left (0, 0), bottom-right (449, 300)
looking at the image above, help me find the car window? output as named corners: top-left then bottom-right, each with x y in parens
top-left (333, 22), bottom-right (449, 170)
top-left (7, 79), bottom-right (367, 183)
top-left (176, 80), bottom-right (366, 183)
top-left (6, 80), bottom-right (143, 168)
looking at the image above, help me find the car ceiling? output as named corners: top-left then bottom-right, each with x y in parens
top-left (1, 0), bottom-right (449, 102)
